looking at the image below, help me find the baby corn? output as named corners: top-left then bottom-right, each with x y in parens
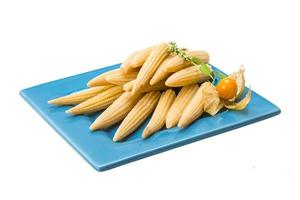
top-left (130, 46), bottom-right (154, 68)
top-left (113, 91), bottom-right (161, 142)
top-left (132, 43), bottom-right (170, 94)
top-left (119, 52), bottom-right (137, 74)
top-left (179, 82), bottom-right (222, 128)
top-left (142, 89), bottom-right (176, 139)
top-left (166, 84), bottom-right (198, 128)
top-left (105, 71), bottom-right (138, 86)
top-left (87, 69), bottom-right (120, 87)
top-left (123, 80), bottom-right (168, 93)
top-left (178, 85), bottom-right (205, 128)
top-left (164, 50), bottom-right (209, 72)
top-left (90, 92), bottom-right (142, 131)
top-left (122, 80), bottom-right (135, 92)
top-left (149, 55), bottom-right (175, 85)
top-left (165, 66), bottom-right (211, 87)
top-left (45, 41), bottom-right (252, 142)
top-left (66, 86), bottom-right (124, 115)
top-left (48, 85), bottom-right (113, 105)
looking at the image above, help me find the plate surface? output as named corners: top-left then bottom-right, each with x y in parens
top-left (20, 64), bottom-right (280, 171)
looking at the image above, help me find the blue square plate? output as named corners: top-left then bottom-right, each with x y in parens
top-left (20, 64), bottom-right (280, 171)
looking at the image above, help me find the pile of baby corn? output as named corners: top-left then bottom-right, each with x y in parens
top-left (48, 42), bottom-right (251, 142)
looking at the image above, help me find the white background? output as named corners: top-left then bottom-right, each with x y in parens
top-left (0, 0), bottom-right (299, 199)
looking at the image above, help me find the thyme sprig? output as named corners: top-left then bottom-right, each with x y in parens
top-left (168, 42), bottom-right (215, 81)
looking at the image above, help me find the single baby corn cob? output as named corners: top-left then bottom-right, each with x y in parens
top-left (123, 80), bottom-right (168, 93)
top-left (142, 89), bottom-right (176, 139)
top-left (120, 46), bottom-right (154, 73)
top-left (66, 86), bottom-right (124, 115)
top-left (132, 43), bottom-right (170, 94)
top-left (130, 46), bottom-right (154, 68)
top-left (105, 71), bottom-right (138, 86)
top-left (90, 92), bottom-right (142, 131)
top-left (87, 69), bottom-right (120, 87)
top-left (113, 91), bottom-right (161, 142)
top-left (119, 52), bottom-right (137, 74)
top-left (179, 82), bottom-right (222, 128)
top-left (178, 84), bottom-right (205, 128)
top-left (166, 84), bottom-right (199, 128)
top-left (165, 66), bottom-right (211, 87)
top-left (164, 50), bottom-right (209, 72)
top-left (48, 85), bottom-right (113, 105)
top-left (149, 55), bottom-right (175, 85)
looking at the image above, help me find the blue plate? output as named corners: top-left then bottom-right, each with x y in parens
top-left (20, 63), bottom-right (280, 171)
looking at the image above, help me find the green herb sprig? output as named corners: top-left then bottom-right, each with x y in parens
top-left (168, 42), bottom-right (214, 80)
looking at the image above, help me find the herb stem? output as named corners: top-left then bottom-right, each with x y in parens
top-left (169, 42), bottom-right (215, 81)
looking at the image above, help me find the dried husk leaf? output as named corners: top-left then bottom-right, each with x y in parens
top-left (200, 82), bottom-right (223, 116)
top-left (207, 102), bottom-right (224, 116)
top-left (224, 88), bottom-right (251, 110)
top-left (228, 65), bottom-right (245, 101)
